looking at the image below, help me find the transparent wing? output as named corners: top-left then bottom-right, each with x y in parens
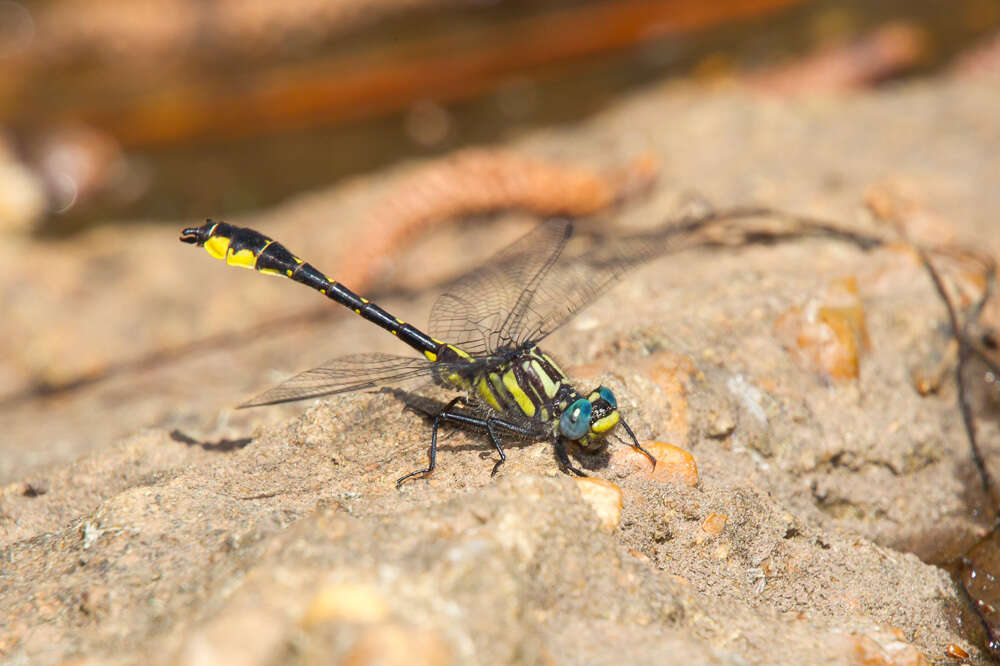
top-left (429, 219), bottom-right (660, 353)
top-left (239, 353), bottom-right (433, 407)
top-left (428, 220), bottom-right (573, 355)
top-left (505, 230), bottom-right (659, 346)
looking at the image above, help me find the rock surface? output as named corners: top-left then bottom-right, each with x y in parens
top-left (3, 67), bottom-right (1000, 664)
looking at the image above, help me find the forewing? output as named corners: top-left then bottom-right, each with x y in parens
top-left (239, 353), bottom-right (432, 407)
top-left (509, 231), bottom-right (658, 346)
top-left (428, 220), bottom-right (572, 354)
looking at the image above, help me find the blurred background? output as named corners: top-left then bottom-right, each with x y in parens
top-left (7, 4), bottom-right (1000, 660)
top-left (2, 0), bottom-right (1000, 478)
top-left (2, 0), bottom-right (998, 235)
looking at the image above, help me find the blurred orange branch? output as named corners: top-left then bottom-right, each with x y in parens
top-left (3, 0), bottom-right (802, 146)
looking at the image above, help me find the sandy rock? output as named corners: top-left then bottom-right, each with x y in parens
top-left (575, 477), bottom-right (623, 531)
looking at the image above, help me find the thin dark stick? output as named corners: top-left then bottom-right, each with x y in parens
top-left (954, 249), bottom-right (1000, 379)
top-left (919, 248), bottom-right (996, 504)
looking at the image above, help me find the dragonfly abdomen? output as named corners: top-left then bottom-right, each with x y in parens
top-left (179, 220), bottom-right (440, 358)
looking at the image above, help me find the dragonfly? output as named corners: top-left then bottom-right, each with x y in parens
top-left (179, 218), bottom-right (657, 486)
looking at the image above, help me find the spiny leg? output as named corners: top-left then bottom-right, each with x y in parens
top-left (437, 407), bottom-right (538, 477)
top-left (479, 415), bottom-right (540, 476)
top-left (397, 397), bottom-right (464, 488)
top-left (554, 438), bottom-right (586, 477)
top-left (398, 397), bottom-right (544, 485)
top-left (484, 420), bottom-right (506, 476)
top-left (620, 419), bottom-right (657, 469)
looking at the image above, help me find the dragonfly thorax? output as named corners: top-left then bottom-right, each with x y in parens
top-left (432, 343), bottom-right (621, 450)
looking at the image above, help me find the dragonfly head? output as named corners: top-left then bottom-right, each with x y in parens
top-left (559, 386), bottom-right (620, 450)
top-left (179, 220), bottom-right (217, 246)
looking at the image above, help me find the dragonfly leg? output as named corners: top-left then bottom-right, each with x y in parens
top-left (396, 397), bottom-right (464, 488)
top-left (554, 438), bottom-right (586, 477)
top-left (620, 419), bottom-right (657, 469)
top-left (483, 416), bottom-right (547, 476)
top-left (483, 420), bottom-right (507, 476)
top-left (435, 408), bottom-right (532, 476)
top-left (401, 395), bottom-right (550, 483)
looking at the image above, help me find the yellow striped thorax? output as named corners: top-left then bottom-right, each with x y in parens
top-left (432, 343), bottom-right (623, 450)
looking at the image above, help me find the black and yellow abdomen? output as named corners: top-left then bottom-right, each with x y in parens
top-left (180, 220), bottom-right (441, 361)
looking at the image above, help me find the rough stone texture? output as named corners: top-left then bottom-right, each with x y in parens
top-left (3, 66), bottom-right (1000, 664)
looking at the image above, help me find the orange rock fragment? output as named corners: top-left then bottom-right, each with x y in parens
top-left (575, 477), bottom-right (622, 531)
top-left (848, 631), bottom-right (931, 666)
top-left (611, 441), bottom-right (698, 486)
top-left (774, 276), bottom-right (870, 381)
top-left (340, 623), bottom-right (452, 666)
top-left (701, 513), bottom-right (727, 537)
top-left (911, 338), bottom-right (958, 396)
top-left (627, 547), bottom-right (652, 564)
top-left (301, 582), bottom-right (390, 627)
top-left (944, 643), bottom-right (969, 660)
top-left (865, 180), bottom-right (959, 246)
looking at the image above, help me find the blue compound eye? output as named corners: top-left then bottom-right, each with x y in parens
top-left (559, 398), bottom-right (592, 440)
top-left (597, 386), bottom-right (616, 409)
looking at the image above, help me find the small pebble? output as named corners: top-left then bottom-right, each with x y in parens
top-left (944, 643), bottom-right (969, 659)
top-left (574, 477), bottom-right (622, 531)
top-left (706, 406), bottom-right (736, 438)
top-left (612, 441), bottom-right (698, 486)
top-left (848, 630), bottom-right (930, 666)
top-left (301, 582), bottom-right (389, 627)
top-left (773, 277), bottom-right (870, 381)
top-left (701, 513), bottom-right (727, 537)
top-left (0, 144), bottom-right (46, 232)
top-left (340, 623), bottom-right (452, 666)
top-left (627, 547), bottom-right (652, 564)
